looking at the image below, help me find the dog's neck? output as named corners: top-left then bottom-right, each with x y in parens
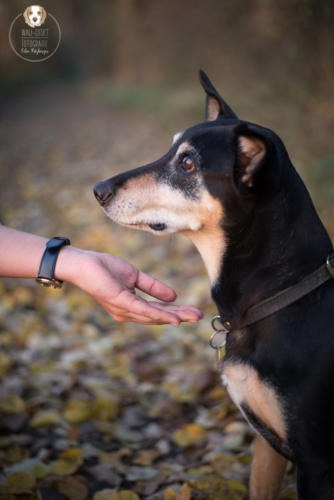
top-left (211, 168), bottom-right (332, 322)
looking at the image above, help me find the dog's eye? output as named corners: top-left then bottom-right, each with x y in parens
top-left (38, 11), bottom-right (41, 14)
top-left (180, 155), bottom-right (195, 172)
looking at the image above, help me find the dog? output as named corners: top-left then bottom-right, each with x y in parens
top-left (94, 71), bottom-right (334, 499)
top-left (23, 5), bottom-right (47, 28)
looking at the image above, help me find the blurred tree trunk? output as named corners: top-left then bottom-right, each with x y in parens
top-left (113, 0), bottom-right (144, 82)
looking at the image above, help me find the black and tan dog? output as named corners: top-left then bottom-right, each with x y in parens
top-left (94, 71), bottom-right (334, 499)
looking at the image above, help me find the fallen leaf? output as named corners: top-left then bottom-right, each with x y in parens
top-left (30, 410), bottom-right (61, 427)
top-left (119, 492), bottom-right (140, 500)
top-left (172, 424), bottom-right (206, 447)
top-left (163, 487), bottom-right (177, 500)
top-left (4, 457), bottom-right (50, 479)
top-left (92, 397), bottom-right (119, 420)
top-left (0, 395), bottom-right (26, 414)
top-left (0, 352), bottom-right (12, 376)
top-left (93, 490), bottom-right (119, 500)
top-left (126, 466), bottom-right (159, 481)
top-left (0, 472), bottom-right (35, 494)
top-left (175, 483), bottom-right (192, 500)
top-left (132, 449), bottom-right (160, 466)
top-left (63, 399), bottom-right (92, 423)
top-left (89, 464), bottom-right (122, 485)
top-left (51, 447), bottom-right (83, 476)
top-left (57, 476), bottom-right (88, 500)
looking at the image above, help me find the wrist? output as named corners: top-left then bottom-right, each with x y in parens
top-left (54, 245), bottom-right (86, 285)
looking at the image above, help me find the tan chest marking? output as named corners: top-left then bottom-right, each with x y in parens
top-left (183, 190), bottom-right (225, 285)
top-left (222, 362), bottom-right (286, 440)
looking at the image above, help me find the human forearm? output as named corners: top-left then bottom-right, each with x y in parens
top-left (0, 225), bottom-right (85, 284)
top-left (0, 225), bottom-right (49, 278)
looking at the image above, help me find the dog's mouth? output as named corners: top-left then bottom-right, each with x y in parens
top-left (120, 220), bottom-right (168, 233)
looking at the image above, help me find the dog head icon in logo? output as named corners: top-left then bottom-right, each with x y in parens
top-left (23, 5), bottom-right (47, 28)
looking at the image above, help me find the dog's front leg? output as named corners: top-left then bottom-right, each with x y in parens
top-left (249, 434), bottom-right (287, 500)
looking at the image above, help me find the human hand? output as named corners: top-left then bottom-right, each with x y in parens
top-left (56, 247), bottom-right (203, 325)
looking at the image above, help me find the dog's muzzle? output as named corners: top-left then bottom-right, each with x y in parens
top-left (94, 180), bottom-right (114, 205)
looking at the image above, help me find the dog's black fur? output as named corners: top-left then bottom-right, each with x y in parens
top-left (95, 72), bottom-right (334, 499)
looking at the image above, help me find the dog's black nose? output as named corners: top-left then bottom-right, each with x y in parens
top-left (94, 181), bottom-right (114, 205)
top-left (33, 16), bottom-right (38, 21)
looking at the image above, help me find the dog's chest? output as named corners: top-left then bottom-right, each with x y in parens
top-left (222, 361), bottom-right (287, 441)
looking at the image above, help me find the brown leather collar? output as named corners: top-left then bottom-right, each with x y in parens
top-left (215, 251), bottom-right (334, 334)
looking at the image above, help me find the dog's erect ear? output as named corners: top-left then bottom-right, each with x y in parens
top-left (234, 128), bottom-right (268, 192)
top-left (198, 69), bottom-right (238, 121)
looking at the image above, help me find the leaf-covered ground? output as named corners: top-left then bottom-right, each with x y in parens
top-left (0, 82), bottom-right (305, 499)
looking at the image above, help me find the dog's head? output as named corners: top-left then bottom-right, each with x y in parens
top-left (23, 5), bottom-right (47, 28)
top-left (94, 71), bottom-right (286, 283)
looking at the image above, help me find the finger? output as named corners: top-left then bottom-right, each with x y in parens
top-left (164, 305), bottom-right (203, 316)
top-left (107, 303), bottom-right (171, 325)
top-left (111, 310), bottom-right (167, 325)
top-left (148, 302), bottom-right (203, 322)
top-left (136, 271), bottom-right (177, 302)
top-left (114, 291), bottom-right (181, 326)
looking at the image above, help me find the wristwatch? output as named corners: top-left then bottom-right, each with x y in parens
top-left (36, 236), bottom-right (71, 288)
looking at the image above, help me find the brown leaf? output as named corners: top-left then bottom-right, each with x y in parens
top-left (175, 483), bottom-right (192, 500)
top-left (132, 449), bottom-right (160, 466)
top-left (57, 476), bottom-right (88, 500)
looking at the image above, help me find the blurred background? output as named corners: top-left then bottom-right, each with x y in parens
top-left (0, 1), bottom-right (333, 498)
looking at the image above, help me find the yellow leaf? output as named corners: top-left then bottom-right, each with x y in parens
top-left (93, 489), bottom-right (119, 500)
top-left (63, 399), bottom-right (92, 423)
top-left (0, 395), bottom-right (26, 414)
top-left (92, 397), bottom-right (119, 421)
top-left (0, 472), bottom-right (35, 494)
top-left (172, 424), bottom-right (206, 447)
top-left (164, 487), bottom-right (176, 500)
top-left (60, 447), bottom-right (83, 462)
top-left (30, 410), bottom-right (61, 427)
top-left (175, 484), bottom-right (192, 500)
top-left (51, 448), bottom-right (83, 476)
top-left (119, 492), bottom-right (140, 500)
top-left (187, 465), bottom-right (214, 476)
top-left (0, 352), bottom-right (11, 376)
top-left (227, 480), bottom-right (247, 494)
top-left (52, 459), bottom-right (80, 476)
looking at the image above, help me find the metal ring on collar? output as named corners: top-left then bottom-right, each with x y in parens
top-left (326, 255), bottom-right (334, 279)
top-left (211, 315), bottom-right (223, 331)
top-left (211, 314), bottom-right (232, 332)
top-left (209, 329), bottom-right (227, 350)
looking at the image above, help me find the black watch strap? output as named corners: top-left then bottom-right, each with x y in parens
top-left (36, 236), bottom-right (71, 288)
